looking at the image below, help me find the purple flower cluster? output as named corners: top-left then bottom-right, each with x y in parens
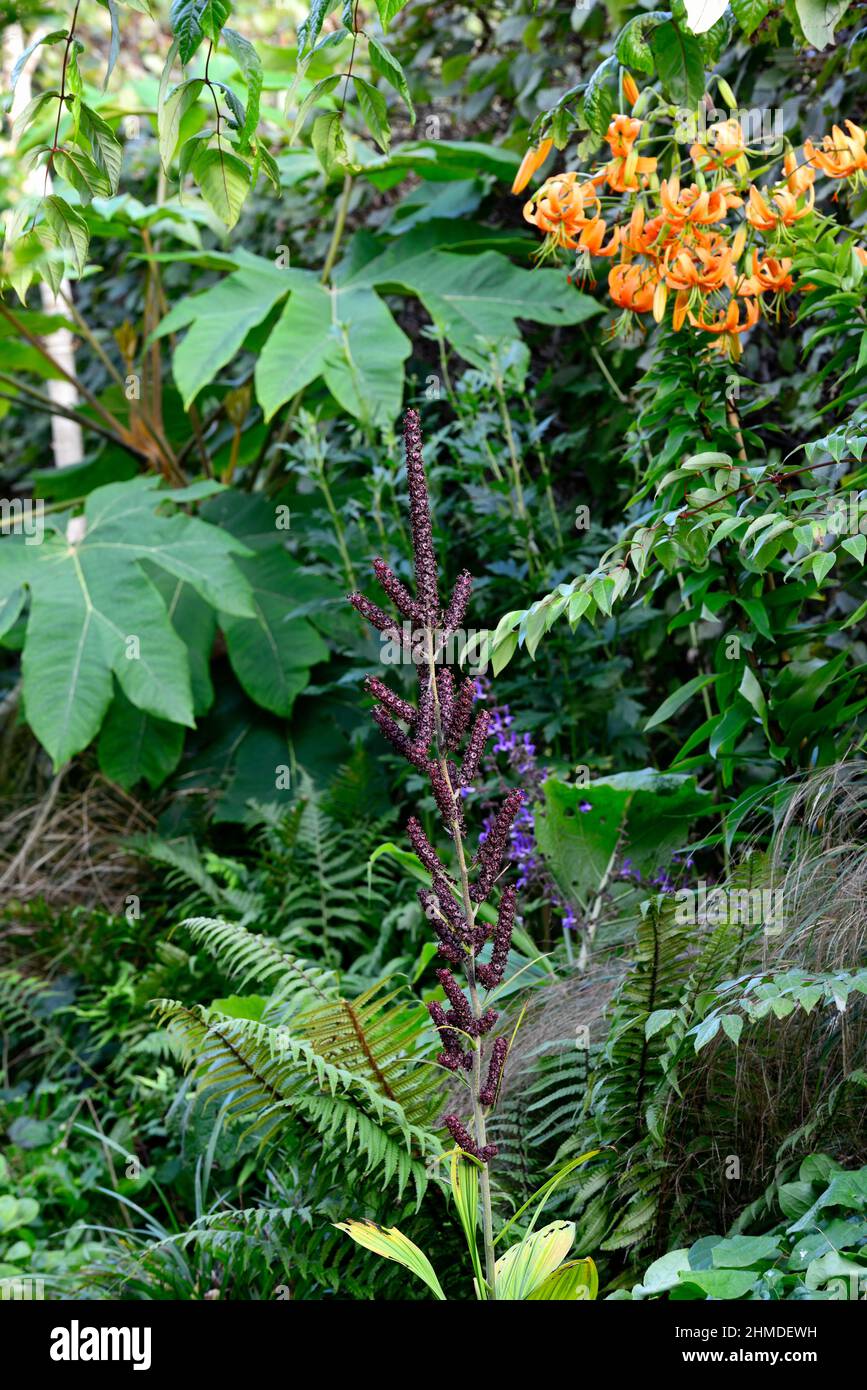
top-left (618, 849), bottom-right (697, 895)
top-left (474, 687), bottom-right (703, 931)
top-left (473, 682), bottom-right (578, 932)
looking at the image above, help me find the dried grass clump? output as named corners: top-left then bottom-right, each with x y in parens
top-left (0, 733), bottom-right (154, 916)
top-left (498, 962), bottom-right (626, 1101)
top-left (765, 759), bottom-right (867, 969)
top-left (669, 761), bottom-right (867, 1230)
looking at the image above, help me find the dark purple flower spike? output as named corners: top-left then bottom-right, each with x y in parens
top-left (348, 407), bottom-right (522, 1171)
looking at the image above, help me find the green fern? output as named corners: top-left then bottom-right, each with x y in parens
top-left (136, 774), bottom-right (396, 966)
top-left (562, 894), bottom-right (751, 1255)
top-left (0, 969), bottom-right (53, 1051)
top-left (154, 917), bottom-right (446, 1203)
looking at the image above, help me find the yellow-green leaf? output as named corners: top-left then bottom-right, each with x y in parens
top-left (494, 1219), bottom-right (575, 1300)
top-left (527, 1257), bottom-right (599, 1300)
top-left (450, 1151), bottom-right (485, 1294)
top-left (191, 146), bottom-right (251, 229)
top-left (334, 1219), bottom-right (446, 1300)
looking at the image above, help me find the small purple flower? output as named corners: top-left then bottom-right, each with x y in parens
top-left (561, 903), bottom-right (579, 931)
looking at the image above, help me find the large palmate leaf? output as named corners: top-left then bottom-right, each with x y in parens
top-left (255, 275), bottom-right (411, 426)
top-left (201, 492), bottom-right (333, 718)
top-left (154, 230), bottom-right (600, 421)
top-left (96, 572), bottom-right (216, 789)
top-left (536, 770), bottom-right (712, 906)
top-left (0, 477), bottom-right (253, 769)
top-left (345, 225), bottom-right (603, 368)
top-left (152, 250), bottom-right (289, 407)
top-left (97, 686), bottom-right (186, 790)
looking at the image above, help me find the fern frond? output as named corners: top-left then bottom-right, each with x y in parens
top-left (153, 999), bottom-right (439, 1203)
top-left (180, 916), bottom-right (338, 1009)
top-left (0, 969), bottom-right (54, 1049)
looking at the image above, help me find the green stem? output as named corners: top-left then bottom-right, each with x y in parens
top-left (426, 642), bottom-right (497, 1299)
top-left (492, 372), bottom-right (528, 521)
top-left (320, 174), bottom-right (353, 285)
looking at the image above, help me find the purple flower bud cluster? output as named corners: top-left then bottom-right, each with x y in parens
top-left (479, 1036), bottom-right (508, 1107)
top-left (444, 1115), bottom-right (498, 1164)
top-left (372, 556), bottom-right (422, 622)
top-left (348, 591), bottom-right (401, 636)
top-left (459, 710), bottom-right (491, 788)
top-left (404, 408), bottom-right (440, 621)
top-left (349, 409), bottom-right (523, 1166)
top-left (443, 569), bottom-right (473, 633)
top-left (476, 886), bottom-right (516, 989)
top-left (428, 1000), bottom-right (473, 1070)
top-left (446, 677), bottom-right (476, 750)
top-left (470, 789), bottom-right (524, 902)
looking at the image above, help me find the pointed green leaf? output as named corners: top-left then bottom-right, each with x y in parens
top-left (334, 1219), bottom-right (446, 1300)
top-left (644, 673), bottom-right (719, 731)
top-left (190, 145), bottom-right (251, 228)
top-left (170, 0), bottom-right (231, 64)
top-left (354, 76), bottom-right (391, 153)
top-left (42, 196), bottom-right (90, 278)
top-left (221, 28), bottom-right (262, 144)
top-left (368, 35), bottom-right (415, 123)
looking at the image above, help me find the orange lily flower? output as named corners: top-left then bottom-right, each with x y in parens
top-left (783, 148), bottom-right (815, 197)
top-left (608, 262), bottom-right (656, 313)
top-left (623, 73), bottom-right (640, 108)
top-left (634, 211), bottom-right (679, 259)
top-left (603, 117), bottom-right (656, 191)
top-left (744, 186), bottom-right (776, 231)
top-left (746, 182), bottom-right (814, 231)
top-left (690, 118), bottom-right (747, 172)
top-left (659, 177), bottom-right (741, 230)
top-left (605, 115), bottom-right (642, 158)
top-left (511, 138), bottom-right (554, 195)
top-left (857, 247), bottom-right (867, 267)
top-left (578, 216), bottom-right (621, 257)
top-left (662, 236), bottom-right (737, 295)
top-left (523, 174), bottom-right (600, 249)
top-left (604, 151), bottom-right (658, 193)
top-left (739, 251), bottom-right (794, 297)
top-left (688, 295), bottom-right (759, 360)
top-left (689, 296), bottom-right (759, 336)
top-left (804, 122), bottom-right (867, 179)
top-left (620, 205), bottom-right (665, 261)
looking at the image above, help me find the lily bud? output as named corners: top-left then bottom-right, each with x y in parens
top-left (511, 138), bottom-right (553, 195)
top-left (652, 279), bottom-right (668, 323)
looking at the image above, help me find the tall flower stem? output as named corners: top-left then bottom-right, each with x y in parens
top-left (426, 639), bottom-right (497, 1297)
top-left (350, 408), bottom-right (522, 1305)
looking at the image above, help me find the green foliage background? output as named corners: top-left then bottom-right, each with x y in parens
top-left (0, 0), bottom-right (865, 1301)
